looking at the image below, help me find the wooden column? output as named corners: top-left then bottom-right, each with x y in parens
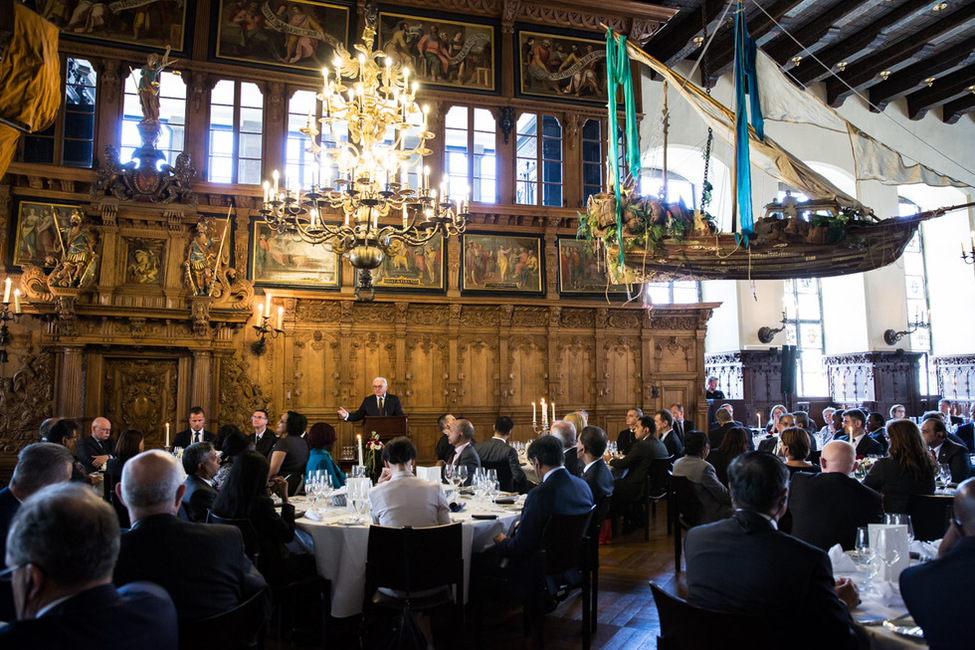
top-left (190, 349), bottom-right (212, 412)
top-left (58, 346), bottom-right (86, 419)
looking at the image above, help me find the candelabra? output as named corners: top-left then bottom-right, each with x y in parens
top-left (260, 5), bottom-right (468, 301)
top-left (961, 232), bottom-right (975, 266)
top-left (883, 309), bottom-right (930, 346)
top-left (758, 310), bottom-right (788, 344)
top-left (251, 295), bottom-right (283, 357)
top-left (0, 278), bottom-right (23, 365)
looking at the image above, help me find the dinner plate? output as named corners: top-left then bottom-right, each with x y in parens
top-left (882, 614), bottom-right (924, 639)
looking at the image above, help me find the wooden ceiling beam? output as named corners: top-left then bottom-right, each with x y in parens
top-left (868, 36), bottom-right (975, 111)
top-left (762, 0), bottom-right (867, 65)
top-left (790, 0), bottom-right (932, 86)
top-left (645, 0), bottom-right (728, 68)
top-left (825, 5), bottom-right (975, 106)
top-left (942, 92), bottom-right (975, 124)
top-left (906, 62), bottom-right (975, 119)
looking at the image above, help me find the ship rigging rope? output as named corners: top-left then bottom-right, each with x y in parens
top-left (745, 0), bottom-right (975, 183)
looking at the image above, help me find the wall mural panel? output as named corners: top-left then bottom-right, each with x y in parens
top-left (517, 30), bottom-right (607, 103)
top-left (42, 0), bottom-right (190, 51)
top-left (251, 220), bottom-right (340, 288)
top-left (374, 235), bottom-right (445, 292)
top-left (461, 233), bottom-right (542, 294)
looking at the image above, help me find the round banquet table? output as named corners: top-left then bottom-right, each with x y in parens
top-left (294, 494), bottom-right (522, 618)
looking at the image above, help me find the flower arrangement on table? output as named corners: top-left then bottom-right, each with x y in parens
top-left (364, 432), bottom-right (384, 479)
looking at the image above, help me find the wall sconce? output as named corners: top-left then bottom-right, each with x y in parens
top-left (0, 278), bottom-right (23, 364)
top-left (883, 310), bottom-right (930, 345)
top-left (251, 294), bottom-right (283, 356)
top-left (758, 310), bottom-right (787, 344)
top-left (961, 231), bottom-right (975, 265)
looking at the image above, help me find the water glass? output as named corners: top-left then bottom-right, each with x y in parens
top-left (884, 514), bottom-right (914, 545)
top-left (853, 527), bottom-right (877, 584)
top-left (351, 465), bottom-right (367, 479)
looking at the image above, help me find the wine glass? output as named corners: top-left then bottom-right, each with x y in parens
top-left (884, 513), bottom-right (915, 545)
top-left (453, 464), bottom-right (468, 491)
top-left (853, 527), bottom-right (877, 584)
top-left (874, 528), bottom-right (901, 579)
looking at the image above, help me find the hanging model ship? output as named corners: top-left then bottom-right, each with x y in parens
top-left (583, 13), bottom-right (974, 284)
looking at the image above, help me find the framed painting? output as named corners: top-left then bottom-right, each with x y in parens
top-left (215, 0), bottom-right (349, 72)
top-left (11, 200), bottom-right (81, 268)
top-left (557, 237), bottom-right (632, 296)
top-left (461, 233), bottom-right (542, 294)
top-left (44, 0), bottom-right (191, 51)
top-left (250, 221), bottom-right (340, 287)
top-left (124, 237), bottom-right (167, 286)
top-left (378, 12), bottom-right (495, 92)
top-left (517, 30), bottom-right (607, 103)
top-left (374, 235), bottom-right (445, 292)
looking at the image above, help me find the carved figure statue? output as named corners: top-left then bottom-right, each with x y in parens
top-left (138, 47), bottom-right (179, 123)
top-left (50, 210), bottom-right (99, 288)
top-left (184, 221), bottom-right (215, 295)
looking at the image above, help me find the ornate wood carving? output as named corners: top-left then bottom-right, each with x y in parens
top-left (0, 351), bottom-right (57, 454)
top-left (216, 353), bottom-right (269, 434)
top-left (102, 357), bottom-right (179, 448)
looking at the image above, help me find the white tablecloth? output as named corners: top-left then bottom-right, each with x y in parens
top-left (834, 568), bottom-right (928, 650)
top-left (296, 495), bottom-right (522, 618)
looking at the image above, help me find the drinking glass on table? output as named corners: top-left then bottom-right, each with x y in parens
top-left (884, 513), bottom-right (914, 545)
top-left (874, 528), bottom-right (901, 578)
top-left (853, 527), bottom-right (878, 584)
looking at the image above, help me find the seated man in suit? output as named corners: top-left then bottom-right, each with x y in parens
top-left (173, 406), bottom-right (213, 449)
top-left (578, 425), bottom-right (613, 502)
top-left (181, 442), bottom-right (220, 522)
top-left (939, 398), bottom-right (964, 427)
top-left (447, 418), bottom-right (481, 486)
top-left (435, 413), bottom-right (456, 464)
top-left (901, 477), bottom-right (975, 649)
top-left (672, 431), bottom-right (731, 525)
top-left (684, 452), bottom-right (860, 650)
top-left (616, 408), bottom-right (641, 456)
top-left (249, 409), bottom-right (277, 458)
top-left (368, 437), bottom-right (450, 527)
top-left (669, 402), bottom-right (693, 444)
top-left (0, 483), bottom-right (178, 649)
top-left (866, 412), bottom-right (889, 454)
top-left (0, 443), bottom-right (74, 560)
top-left (708, 407), bottom-right (737, 449)
top-left (610, 415), bottom-right (669, 533)
top-left (921, 416), bottom-right (970, 483)
top-left (788, 440), bottom-right (883, 551)
top-left (475, 415), bottom-right (528, 493)
top-left (552, 420), bottom-right (582, 477)
top-left (758, 412), bottom-right (795, 455)
top-left (337, 376), bottom-right (405, 422)
top-left (655, 409), bottom-right (684, 458)
top-left (836, 409), bottom-right (884, 457)
top-left (113, 450), bottom-right (268, 621)
top-left (77, 417), bottom-right (114, 473)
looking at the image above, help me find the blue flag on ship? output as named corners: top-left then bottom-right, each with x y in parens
top-left (734, 6), bottom-right (763, 244)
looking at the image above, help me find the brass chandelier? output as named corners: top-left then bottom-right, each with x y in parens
top-left (261, 12), bottom-right (469, 300)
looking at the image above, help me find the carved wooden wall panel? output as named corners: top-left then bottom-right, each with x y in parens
top-left (457, 336), bottom-right (501, 409)
top-left (404, 334), bottom-right (449, 410)
top-left (0, 351), bottom-right (56, 455)
top-left (556, 336), bottom-right (594, 409)
top-left (508, 335), bottom-right (548, 405)
top-left (292, 330), bottom-right (340, 414)
top-left (602, 336), bottom-right (641, 405)
top-left (101, 357), bottom-right (180, 448)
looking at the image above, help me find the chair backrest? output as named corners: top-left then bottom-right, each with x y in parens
top-left (671, 475), bottom-right (702, 527)
top-left (364, 522), bottom-right (464, 600)
top-left (481, 459), bottom-right (515, 493)
top-left (206, 511), bottom-right (262, 564)
top-left (102, 473), bottom-right (131, 528)
top-left (907, 493), bottom-right (954, 542)
top-left (647, 457), bottom-right (673, 497)
top-left (538, 506), bottom-right (595, 575)
top-left (649, 581), bottom-right (775, 649)
top-left (178, 586), bottom-right (269, 650)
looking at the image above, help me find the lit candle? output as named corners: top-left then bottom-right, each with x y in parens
top-left (402, 203), bottom-right (408, 228)
top-left (757, 412), bottom-right (762, 429)
top-left (970, 230), bottom-right (975, 250)
top-left (403, 67), bottom-right (410, 92)
top-left (277, 306), bottom-right (284, 331)
top-left (532, 401), bottom-right (537, 426)
top-left (165, 422), bottom-right (170, 448)
top-left (384, 57), bottom-right (391, 87)
top-left (423, 166), bottom-right (430, 192)
top-left (357, 434), bottom-right (364, 466)
top-left (2, 278), bottom-right (9, 304)
top-left (322, 66), bottom-right (328, 84)
top-left (272, 169), bottom-right (279, 195)
top-left (264, 293), bottom-right (271, 317)
top-left (257, 303), bottom-right (264, 320)
top-left (13, 289), bottom-right (21, 315)
top-left (262, 181), bottom-right (270, 204)
top-left (551, 402), bottom-right (555, 422)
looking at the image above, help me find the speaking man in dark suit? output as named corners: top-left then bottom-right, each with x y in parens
top-left (474, 415), bottom-right (528, 493)
top-left (901, 477), bottom-right (975, 650)
top-left (788, 440), bottom-right (883, 551)
top-left (922, 417), bottom-right (971, 483)
top-left (578, 425), bottom-right (614, 502)
top-left (684, 452), bottom-right (860, 650)
top-left (836, 409), bottom-right (884, 457)
top-left (77, 417), bottom-right (115, 473)
top-left (114, 450), bottom-right (268, 621)
top-left (249, 409), bottom-right (277, 458)
top-left (447, 418), bottom-right (481, 485)
top-left (337, 376), bottom-right (405, 422)
top-left (173, 406), bottom-right (214, 449)
top-left (0, 483), bottom-right (178, 650)
top-left (180, 442), bottom-right (220, 522)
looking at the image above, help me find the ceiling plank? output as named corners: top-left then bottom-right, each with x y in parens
top-left (906, 62), bottom-right (975, 119)
top-left (790, 0), bottom-right (933, 87)
top-left (645, 0), bottom-right (728, 68)
top-left (762, 0), bottom-right (867, 65)
top-left (868, 36), bottom-right (975, 111)
top-left (942, 92), bottom-right (975, 124)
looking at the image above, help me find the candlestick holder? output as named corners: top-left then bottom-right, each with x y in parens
top-left (0, 297), bottom-right (23, 365)
top-left (251, 310), bottom-right (283, 356)
top-left (883, 311), bottom-right (930, 346)
top-left (758, 310), bottom-right (788, 344)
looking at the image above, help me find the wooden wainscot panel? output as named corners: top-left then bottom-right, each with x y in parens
top-left (405, 333), bottom-right (449, 410)
top-left (508, 334), bottom-right (548, 406)
top-left (457, 335), bottom-right (501, 409)
top-left (555, 334), bottom-right (594, 409)
top-left (601, 335), bottom-right (642, 406)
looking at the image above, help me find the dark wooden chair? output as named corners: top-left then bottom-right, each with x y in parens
top-left (178, 586), bottom-right (270, 650)
top-left (586, 495), bottom-right (613, 635)
top-left (649, 581), bottom-right (776, 649)
top-left (907, 493), bottom-right (955, 541)
top-left (206, 511), bottom-right (261, 565)
top-left (645, 456), bottom-right (674, 540)
top-left (481, 459), bottom-right (516, 493)
top-left (363, 523), bottom-right (465, 645)
top-left (102, 472), bottom-right (130, 529)
top-left (670, 474), bottom-right (702, 572)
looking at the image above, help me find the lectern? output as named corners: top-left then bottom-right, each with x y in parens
top-left (362, 415), bottom-right (409, 445)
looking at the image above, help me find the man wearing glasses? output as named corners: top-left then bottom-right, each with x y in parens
top-left (77, 417), bottom-right (114, 473)
top-left (250, 410), bottom-right (277, 458)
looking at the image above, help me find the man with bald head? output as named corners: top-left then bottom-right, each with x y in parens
top-left (551, 420), bottom-right (582, 477)
top-left (787, 440), bottom-right (883, 551)
top-left (901, 477), bottom-right (975, 648)
top-left (77, 416), bottom-right (114, 473)
top-left (113, 450), bottom-right (267, 621)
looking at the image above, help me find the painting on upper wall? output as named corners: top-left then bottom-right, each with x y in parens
top-left (215, 0), bottom-right (349, 72)
top-left (11, 200), bottom-right (81, 268)
top-left (557, 237), bottom-right (634, 296)
top-left (124, 238), bottom-right (167, 287)
top-left (251, 221), bottom-right (340, 287)
top-left (378, 12), bottom-right (495, 92)
top-left (517, 30), bottom-right (607, 103)
top-left (374, 235), bottom-right (446, 292)
top-left (39, 0), bottom-right (191, 51)
top-left (461, 233), bottom-right (543, 295)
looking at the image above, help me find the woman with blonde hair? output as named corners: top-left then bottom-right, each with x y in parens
top-left (863, 419), bottom-right (935, 513)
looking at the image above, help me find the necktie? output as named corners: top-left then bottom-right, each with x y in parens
top-left (379, 395), bottom-right (384, 414)
top-left (194, 431), bottom-right (200, 444)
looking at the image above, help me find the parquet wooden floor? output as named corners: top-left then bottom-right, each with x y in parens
top-left (269, 503), bottom-right (680, 649)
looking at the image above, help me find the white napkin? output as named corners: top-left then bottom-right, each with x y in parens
top-left (910, 539), bottom-right (941, 561)
top-left (303, 509), bottom-right (322, 522)
top-left (828, 544), bottom-right (856, 573)
top-left (416, 466), bottom-right (441, 484)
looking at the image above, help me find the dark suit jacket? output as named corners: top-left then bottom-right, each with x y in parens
top-left (474, 437), bottom-right (527, 493)
top-left (685, 510), bottom-right (858, 650)
top-left (610, 436), bottom-right (669, 502)
top-left (0, 487), bottom-right (20, 561)
top-left (344, 393), bottom-right (404, 422)
top-left (563, 447), bottom-right (583, 477)
top-left (862, 456), bottom-right (936, 514)
top-left (836, 433), bottom-right (884, 457)
top-left (250, 429), bottom-right (278, 458)
top-left (182, 475), bottom-right (217, 523)
top-left (582, 458), bottom-right (614, 501)
top-left (937, 438), bottom-right (971, 483)
top-left (436, 433), bottom-right (455, 464)
top-left (173, 428), bottom-right (214, 449)
top-left (901, 536), bottom-right (975, 650)
top-left (617, 428), bottom-right (636, 456)
top-left (672, 420), bottom-right (695, 444)
top-left (708, 422), bottom-right (736, 449)
top-left (77, 434), bottom-right (115, 473)
top-left (114, 513), bottom-right (267, 621)
top-left (0, 582), bottom-right (178, 650)
top-left (452, 443), bottom-right (481, 486)
top-left (788, 472), bottom-right (884, 551)
top-left (954, 422), bottom-right (974, 453)
top-left (661, 430), bottom-right (683, 458)
top-left (498, 467), bottom-right (593, 561)
top-left (757, 436), bottom-right (778, 454)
